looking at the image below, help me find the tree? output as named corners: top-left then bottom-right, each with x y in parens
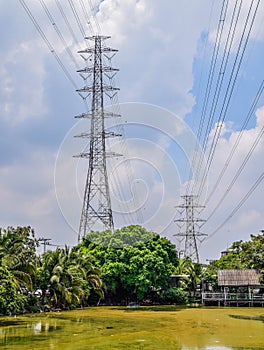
top-left (79, 225), bottom-right (179, 303)
top-left (0, 266), bottom-right (26, 314)
top-left (204, 231), bottom-right (264, 286)
top-left (239, 233), bottom-right (264, 271)
top-left (37, 246), bottom-right (103, 309)
top-left (70, 249), bottom-right (103, 304)
top-left (173, 258), bottom-right (203, 297)
top-left (0, 226), bottom-right (39, 291)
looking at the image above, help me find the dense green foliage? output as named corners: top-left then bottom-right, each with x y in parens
top-left (0, 266), bottom-right (27, 314)
top-left (0, 225), bottom-right (185, 313)
top-left (1, 225), bottom-right (262, 313)
top-left (0, 226), bottom-right (103, 314)
top-left (0, 226), bottom-right (39, 291)
top-left (205, 232), bottom-right (264, 283)
top-left (0, 226), bottom-right (39, 314)
top-left (37, 246), bottom-right (103, 310)
top-left (78, 226), bottom-right (179, 303)
top-left (173, 257), bottom-right (203, 297)
top-left (159, 287), bottom-right (188, 304)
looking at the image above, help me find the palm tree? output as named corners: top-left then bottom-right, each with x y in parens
top-left (173, 258), bottom-right (202, 297)
top-left (71, 250), bottom-right (104, 304)
top-left (0, 226), bottom-right (38, 291)
top-left (38, 246), bottom-right (103, 309)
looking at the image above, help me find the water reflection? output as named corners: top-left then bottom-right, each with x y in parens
top-left (30, 320), bottom-right (60, 334)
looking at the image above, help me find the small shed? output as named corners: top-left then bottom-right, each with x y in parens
top-left (169, 275), bottom-right (183, 288)
top-left (202, 269), bottom-right (264, 306)
top-left (218, 269), bottom-right (261, 287)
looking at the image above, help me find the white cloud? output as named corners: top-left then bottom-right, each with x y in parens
top-left (95, 0), bottom-right (214, 116)
top-left (0, 1), bottom-right (263, 260)
top-left (0, 39), bottom-right (47, 125)
top-left (209, 0), bottom-right (264, 52)
top-left (200, 105), bottom-right (264, 260)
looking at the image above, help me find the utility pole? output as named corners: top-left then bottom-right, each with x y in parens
top-left (174, 195), bottom-right (207, 263)
top-left (38, 237), bottom-right (51, 254)
top-left (74, 35), bottom-right (121, 242)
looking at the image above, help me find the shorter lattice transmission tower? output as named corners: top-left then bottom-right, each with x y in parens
top-left (74, 35), bottom-right (121, 242)
top-left (174, 195), bottom-right (207, 263)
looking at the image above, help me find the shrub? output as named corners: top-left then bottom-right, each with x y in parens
top-left (159, 287), bottom-right (187, 304)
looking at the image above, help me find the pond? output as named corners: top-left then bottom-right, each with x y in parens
top-left (0, 306), bottom-right (263, 349)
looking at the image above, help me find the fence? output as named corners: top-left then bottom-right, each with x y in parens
top-left (202, 292), bottom-right (264, 306)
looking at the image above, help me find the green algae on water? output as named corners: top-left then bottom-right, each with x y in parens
top-left (0, 307), bottom-right (263, 350)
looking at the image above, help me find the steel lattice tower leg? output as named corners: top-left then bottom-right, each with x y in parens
top-left (175, 195), bottom-right (207, 263)
top-left (74, 36), bottom-right (120, 242)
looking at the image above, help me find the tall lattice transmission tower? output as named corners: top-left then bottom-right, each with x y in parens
top-left (174, 195), bottom-right (207, 263)
top-left (74, 35), bottom-right (120, 242)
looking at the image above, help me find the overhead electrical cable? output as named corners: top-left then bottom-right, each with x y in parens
top-left (20, 0), bottom-right (144, 228)
top-left (205, 79), bottom-right (264, 204)
top-left (206, 120), bottom-right (264, 221)
top-left (39, 0), bottom-right (80, 70)
top-left (186, 0), bottom-right (229, 195)
top-left (54, 0), bottom-right (82, 50)
top-left (192, 0), bottom-right (242, 196)
top-left (201, 0), bottom-right (242, 157)
top-left (206, 170), bottom-right (264, 239)
top-left (79, 0), bottom-right (95, 35)
top-left (19, 0), bottom-right (78, 89)
top-left (183, 0), bottom-right (216, 195)
top-left (197, 0), bottom-right (261, 198)
top-left (88, 0), bottom-right (102, 35)
top-left (194, 0), bottom-right (244, 195)
top-left (106, 65), bottom-right (145, 224)
top-left (68, 0), bottom-right (87, 38)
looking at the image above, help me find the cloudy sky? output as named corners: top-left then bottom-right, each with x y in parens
top-left (0, 0), bottom-right (264, 261)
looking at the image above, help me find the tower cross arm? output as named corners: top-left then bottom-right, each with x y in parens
top-left (76, 86), bottom-right (120, 93)
top-left (77, 66), bottom-right (119, 73)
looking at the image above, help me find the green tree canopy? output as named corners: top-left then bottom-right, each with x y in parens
top-left (205, 231), bottom-right (264, 284)
top-left (0, 226), bottom-right (39, 290)
top-left (37, 246), bottom-right (103, 309)
top-left (0, 266), bottom-right (27, 314)
top-left (78, 225), bottom-right (179, 302)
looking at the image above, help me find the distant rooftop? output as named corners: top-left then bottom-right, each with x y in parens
top-left (218, 269), bottom-right (261, 286)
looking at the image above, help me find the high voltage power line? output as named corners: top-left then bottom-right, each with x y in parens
top-left (19, 0), bottom-right (79, 89)
top-left (18, 0), bottom-right (264, 243)
top-left (79, 0), bottom-right (95, 35)
top-left (205, 79), bottom-right (264, 206)
top-left (199, 0), bottom-right (263, 234)
top-left (186, 0), bottom-right (229, 196)
top-left (186, 0), bottom-right (262, 199)
top-left (183, 0), bottom-right (263, 246)
top-left (39, 0), bottom-right (81, 70)
top-left (207, 121), bottom-right (264, 222)
top-left (19, 0), bottom-right (144, 231)
top-left (192, 0), bottom-right (261, 197)
top-left (54, 0), bottom-right (82, 49)
top-left (206, 170), bottom-right (264, 240)
top-left (197, 0), bottom-right (261, 199)
top-left (199, 0), bottom-right (242, 157)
